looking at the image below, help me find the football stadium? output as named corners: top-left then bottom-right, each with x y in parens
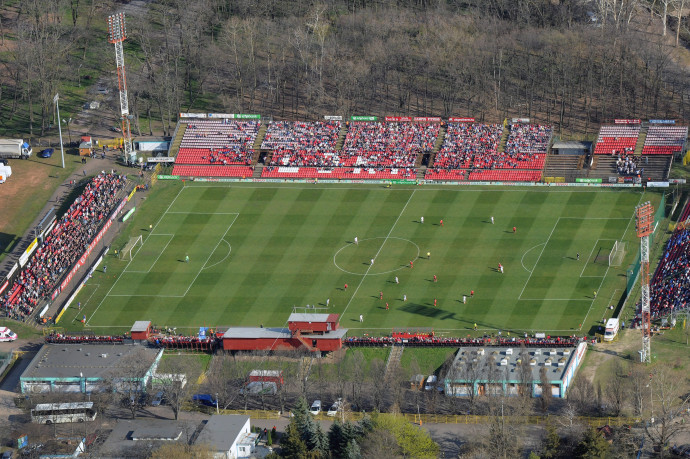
top-left (2, 116), bottom-right (674, 342)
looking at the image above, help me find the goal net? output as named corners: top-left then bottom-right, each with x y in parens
top-left (609, 240), bottom-right (626, 267)
top-left (120, 235), bottom-right (143, 261)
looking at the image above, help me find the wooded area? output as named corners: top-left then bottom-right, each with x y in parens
top-left (1, 0), bottom-right (689, 137)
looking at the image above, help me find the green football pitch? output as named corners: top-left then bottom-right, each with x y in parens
top-left (71, 183), bottom-right (657, 335)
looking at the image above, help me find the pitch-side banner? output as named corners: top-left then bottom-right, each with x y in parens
top-left (647, 181), bottom-right (670, 187)
top-left (448, 117), bottom-right (475, 122)
top-left (324, 116), bottom-right (342, 121)
top-left (146, 157), bottom-right (175, 163)
top-left (614, 119), bottom-right (641, 124)
top-left (414, 117), bottom-right (441, 122)
top-left (179, 113), bottom-right (207, 118)
top-left (385, 116), bottom-right (412, 122)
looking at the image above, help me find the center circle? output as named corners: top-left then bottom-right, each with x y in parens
top-left (333, 237), bottom-right (420, 276)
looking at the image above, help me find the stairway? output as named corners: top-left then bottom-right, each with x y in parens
top-left (336, 123), bottom-right (348, 151)
top-left (416, 167), bottom-right (426, 181)
top-left (634, 125), bottom-right (648, 156)
top-left (253, 123), bottom-right (268, 150)
top-left (253, 165), bottom-right (263, 178)
top-left (293, 331), bottom-right (317, 352)
top-left (497, 125), bottom-right (510, 154)
top-left (169, 122), bottom-right (187, 157)
top-left (426, 124), bottom-right (446, 167)
top-left (252, 123), bottom-right (269, 164)
top-left (384, 343), bottom-right (404, 380)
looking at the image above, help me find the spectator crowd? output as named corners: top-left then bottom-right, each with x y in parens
top-left (616, 154), bottom-right (640, 176)
top-left (264, 121), bottom-right (341, 167)
top-left (649, 204), bottom-right (690, 318)
top-left (341, 122), bottom-right (439, 168)
top-left (0, 172), bottom-right (127, 320)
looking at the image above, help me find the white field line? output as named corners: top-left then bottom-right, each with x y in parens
top-left (578, 193), bottom-right (646, 330)
top-left (520, 243), bottom-right (545, 273)
top-left (579, 238), bottom-right (617, 278)
top-left (518, 217), bottom-right (559, 300)
top-left (70, 283), bottom-right (100, 323)
top-left (340, 190), bottom-right (417, 321)
top-left (601, 289), bottom-right (620, 322)
top-left (86, 185), bottom-right (189, 325)
top-left (184, 184), bottom-right (645, 194)
top-left (107, 215), bottom-right (238, 298)
top-left (124, 234), bottom-right (174, 273)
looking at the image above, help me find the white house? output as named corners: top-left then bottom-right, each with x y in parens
top-left (195, 415), bottom-right (258, 459)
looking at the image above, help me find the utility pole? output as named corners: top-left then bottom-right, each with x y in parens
top-left (53, 94), bottom-right (65, 169)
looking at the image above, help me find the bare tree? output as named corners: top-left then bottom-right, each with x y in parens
top-left (105, 347), bottom-right (159, 419)
top-left (461, 350), bottom-right (483, 413)
top-left (604, 360), bottom-right (629, 416)
top-left (154, 355), bottom-right (200, 420)
top-left (644, 363), bottom-right (690, 457)
top-left (539, 366), bottom-right (552, 413)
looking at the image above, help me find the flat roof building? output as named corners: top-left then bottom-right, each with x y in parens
top-left (444, 342), bottom-right (587, 398)
top-left (20, 344), bottom-right (162, 394)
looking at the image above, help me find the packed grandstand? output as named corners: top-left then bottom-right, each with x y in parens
top-left (0, 172), bottom-right (128, 320)
top-left (170, 117), bottom-right (684, 183)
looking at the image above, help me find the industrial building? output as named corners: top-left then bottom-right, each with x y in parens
top-left (443, 341), bottom-right (587, 398)
top-left (20, 343), bottom-right (163, 394)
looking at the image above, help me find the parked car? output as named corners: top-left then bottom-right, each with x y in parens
top-left (38, 148), bottom-right (54, 158)
top-left (424, 375), bottom-right (438, 391)
top-left (151, 391), bottom-right (164, 406)
top-left (327, 398), bottom-right (342, 417)
top-left (192, 394), bottom-right (218, 407)
top-left (309, 400), bottom-right (321, 415)
top-left (0, 327), bottom-right (17, 342)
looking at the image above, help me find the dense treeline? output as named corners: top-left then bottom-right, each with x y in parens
top-left (1, 0), bottom-right (689, 138)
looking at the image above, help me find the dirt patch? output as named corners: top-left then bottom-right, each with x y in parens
top-left (578, 329), bottom-right (640, 384)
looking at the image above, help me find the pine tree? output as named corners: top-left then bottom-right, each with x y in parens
top-left (575, 427), bottom-right (611, 459)
top-left (344, 438), bottom-right (362, 459)
top-left (281, 421), bottom-right (307, 459)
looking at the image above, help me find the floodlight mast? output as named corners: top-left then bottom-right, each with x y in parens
top-left (635, 202), bottom-right (654, 364)
top-left (107, 13), bottom-right (134, 164)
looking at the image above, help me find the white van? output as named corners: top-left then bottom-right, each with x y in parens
top-left (603, 318), bottom-right (619, 341)
top-left (424, 375), bottom-right (437, 391)
top-left (0, 327), bottom-right (17, 342)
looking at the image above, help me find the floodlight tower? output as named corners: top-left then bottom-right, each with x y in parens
top-left (636, 201), bottom-right (654, 363)
top-left (107, 13), bottom-right (134, 163)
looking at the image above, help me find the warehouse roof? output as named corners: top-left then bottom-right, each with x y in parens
top-left (21, 344), bottom-right (160, 379)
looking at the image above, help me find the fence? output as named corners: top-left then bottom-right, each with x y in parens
top-left (192, 406), bottom-right (641, 427)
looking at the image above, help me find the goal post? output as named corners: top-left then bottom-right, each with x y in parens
top-left (609, 240), bottom-right (626, 267)
top-left (120, 235), bottom-right (143, 260)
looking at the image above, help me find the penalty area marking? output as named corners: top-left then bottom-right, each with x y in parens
top-left (124, 234), bottom-right (174, 274)
top-left (202, 239), bottom-right (232, 270)
top-left (333, 237), bottom-right (420, 276)
top-left (579, 238), bottom-right (617, 278)
top-left (520, 243), bottom-right (546, 274)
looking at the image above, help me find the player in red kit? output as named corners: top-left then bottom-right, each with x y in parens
top-left (410, 261), bottom-right (414, 269)
top-left (513, 226), bottom-right (516, 233)
top-left (434, 298), bottom-right (437, 307)
top-left (433, 275), bottom-right (437, 282)
top-left (470, 290), bottom-right (474, 297)
top-left (440, 219), bottom-right (444, 227)
top-left (380, 291), bottom-right (383, 300)
top-left (344, 283), bottom-right (348, 290)
top-left (385, 302), bottom-right (389, 310)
